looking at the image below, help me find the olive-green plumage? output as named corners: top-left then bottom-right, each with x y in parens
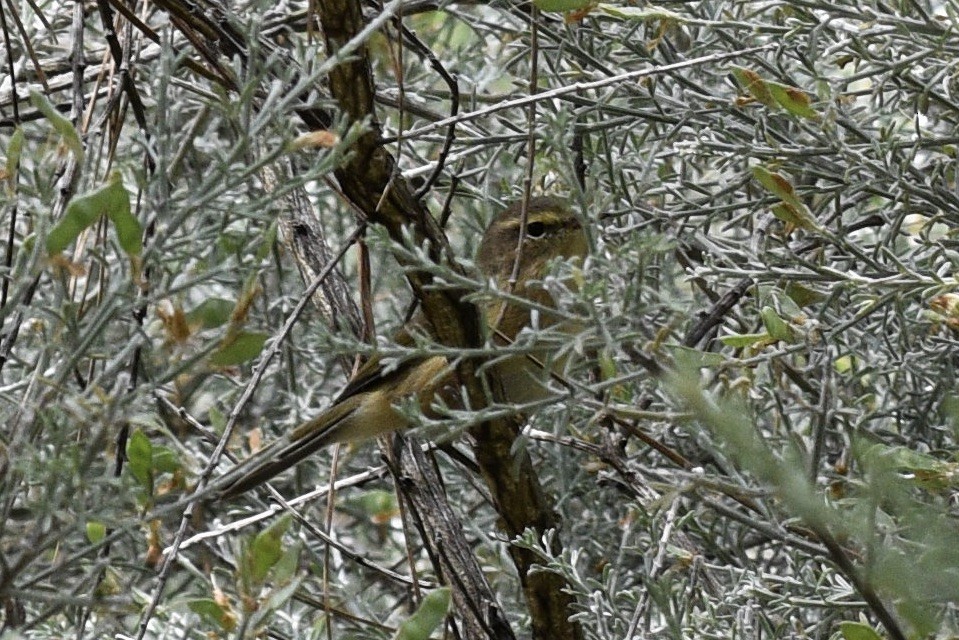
top-left (217, 196), bottom-right (588, 498)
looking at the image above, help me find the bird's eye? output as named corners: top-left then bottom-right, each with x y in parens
top-left (526, 221), bottom-right (547, 239)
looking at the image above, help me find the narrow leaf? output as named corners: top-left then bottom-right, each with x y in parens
top-left (834, 354), bottom-right (855, 373)
top-left (534, 0), bottom-right (593, 11)
top-left (731, 67), bottom-right (777, 108)
top-left (86, 521), bottom-right (107, 544)
top-left (752, 165), bottom-right (797, 202)
top-left (188, 599), bottom-right (236, 631)
top-left (718, 332), bottom-right (773, 348)
top-left (784, 282), bottom-right (827, 307)
top-left (47, 173), bottom-right (140, 255)
top-left (249, 515), bottom-right (292, 583)
top-left (665, 345), bottom-right (727, 367)
top-left (187, 297), bottom-right (234, 330)
top-left (210, 331), bottom-right (268, 366)
top-left (29, 90), bottom-right (84, 164)
top-left (126, 429), bottom-right (153, 490)
top-left (752, 166), bottom-right (822, 232)
top-left (760, 306), bottom-right (796, 343)
top-left (771, 202), bottom-right (822, 232)
top-left (768, 82), bottom-right (819, 120)
top-left (838, 621), bottom-right (885, 640)
top-left (5, 127), bottom-right (24, 186)
top-left (152, 446), bottom-right (180, 474)
top-left (394, 588), bottom-right (451, 640)
top-left (104, 182), bottom-right (141, 255)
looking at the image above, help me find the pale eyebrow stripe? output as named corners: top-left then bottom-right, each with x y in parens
top-left (498, 211), bottom-right (565, 230)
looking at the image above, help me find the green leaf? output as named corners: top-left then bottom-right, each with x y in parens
top-left (784, 282), bottom-right (827, 307)
top-left (188, 598), bottom-right (236, 631)
top-left (271, 542), bottom-right (302, 584)
top-left (126, 429), bottom-right (153, 490)
top-left (731, 66), bottom-right (777, 108)
top-left (665, 345), bottom-right (726, 367)
top-left (104, 185), bottom-right (141, 256)
top-left (862, 443), bottom-right (959, 490)
top-left (838, 621), bottom-right (885, 640)
top-left (834, 354), bottom-right (855, 373)
top-left (394, 587), bottom-right (451, 640)
top-left (770, 289), bottom-right (804, 318)
top-left (6, 126), bottom-right (24, 183)
top-left (152, 446), bottom-right (180, 474)
top-left (768, 82), bottom-right (819, 120)
top-left (30, 90), bottom-right (84, 164)
top-left (760, 306), bottom-right (796, 343)
top-left (769, 202), bottom-right (806, 229)
top-left (208, 406), bottom-right (226, 432)
top-left (598, 348), bottom-right (618, 380)
top-left (863, 443), bottom-right (939, 471)
top-left (187, 298), bottom-right (235, 329)
top-left (249, 515), bottom-right (292, 583)
top-left (534, 0), bottom-right (592, 11)
top-left (752, 165), bottom-right (799, 202)
top-left (718, 332), bottom-right (772, 348)
top-left (47, 197), bottom-right (100, 255)
top-left (770, 202), bottom-right (821, 232)
top-left (86, 521), bottom-right (107, 544)
top-left (261, 576), bottom-right (303, 612)
top-left (210, 331), bottom-right (268, 366)
top-left (47, 173), bottom-right (140, 255)
top-left (752, 166), bottom-right (822, 232)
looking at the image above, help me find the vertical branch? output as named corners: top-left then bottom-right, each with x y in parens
top-left (313, 0), bottom-right (582, 637)
top-left (0, 0), bottom-right (23, 312)
top-left (263, 164), bottom-right (364, 364)
top-left (314, 0), bottom-right (514, 636)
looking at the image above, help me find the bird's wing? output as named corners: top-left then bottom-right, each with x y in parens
top-left (216, 355), bottom-right (453, 498)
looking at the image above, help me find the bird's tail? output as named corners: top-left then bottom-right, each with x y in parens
top-left (215, 397), bottom-right (360, 499)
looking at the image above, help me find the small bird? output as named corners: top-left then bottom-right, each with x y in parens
top-left (216, 196), bottom-right (588, 498)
